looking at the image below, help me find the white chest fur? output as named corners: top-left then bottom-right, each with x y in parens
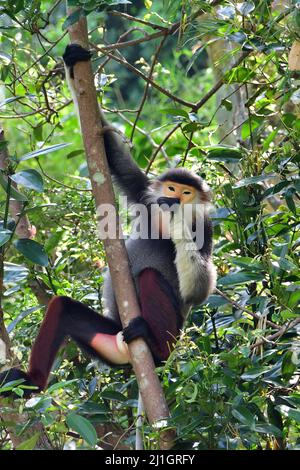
top-left (171, 210), bottom-right (216, 304)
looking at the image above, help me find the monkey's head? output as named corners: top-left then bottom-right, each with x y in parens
top-left (146, 168), bottom-right (211, 239)
top-left (153, 168), bottom-right (211, 208)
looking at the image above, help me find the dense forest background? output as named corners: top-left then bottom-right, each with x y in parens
top-left (0, 0), bottom-right (299, 450)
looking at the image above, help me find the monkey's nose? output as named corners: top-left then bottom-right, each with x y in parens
top-left (157, 197), bottom-right (180, 210)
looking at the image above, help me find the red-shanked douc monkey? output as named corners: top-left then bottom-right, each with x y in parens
top-left (0, 45), bottom-right (216, 397)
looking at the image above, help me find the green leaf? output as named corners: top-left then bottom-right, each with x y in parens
top-left (0, 51), bottom-right (12, 65)
top-left (224, 66), bottom-right (255, 84)
top-left (33, 124), bottom-right (43, 142)
top-left (232, 406), bottom-right (255, 427)
top-left (162, 108), bottom-right (189, 118)
top-left (182, 122), bottom-right (200, 132)
top-left (78, 402), bottom-right (109, 415)
top-left (237, 1), bottom-right (255, 16)
top-left (4, 262), bottom-right (28, 285)
top-left (285, 188), bottom-right (296, 214)
top-left (67, 149), bottom-right (84, 159)
top-left (62, 8), bottom-right (86, 30)
top-left (0, 229), bottom-right (12, 247)
top-left (100, 390), bottom-right (127, 401)
top-left (7, 305), bottom-right (43, 333)
top-left (0, 96), bottom-right (22, 108)
top-left (183, 382), bottom-right (198, 403)
top-left (10, 169), bottom-right (44, 192)
top-left (0, 172), bottom-right (28, 201)
top-left (262, 180), bottom-right (290, 198)
top-left (276, 405), bottom-right (300, 424)
top-left (66, 412), bottom-right (97, 447)
top-left (218, 271), bottom-right (264, 286)
top-left (241, 366), bottom-right (269, 381)
top-left (241, 116), bottom-right (263, 139)
top-left (231, 257), bottom-right (264, 271)
top-left (234, 174), bottom-right (276, 188)
top-left (281, 351), bottom-right (297, 380)
top-left (205, 146), bottom-right (244, 162)
top-left (16, 432), bottom-right (40, 450)
top-left (47, 379), bottom-right (79, 393)
top-left (14, 239), bottom-right (49, 267)
top-left (206, 294), bottom-right (229, 308)
top-left (44, 230), bottom-right (64, 254)
top-left (221, 98), bottom-right (233, 111)
top-left (217, 6), bottom-right (235, 20)
top-left (19, 143), bottom-right (70, 162)
top-left (254, 423), bottom-right (282, 438)
top-left (0, 378), bottom-right (28, 395)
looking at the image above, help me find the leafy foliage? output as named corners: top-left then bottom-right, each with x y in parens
top-left (0, 0), bottom-right (299, 451)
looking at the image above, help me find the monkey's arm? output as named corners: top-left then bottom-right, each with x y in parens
top-left (123, 268), bottom-right (181, 363)
top-left (63, 44), bottom-right (150, 204)
top-left (101, 122), bottom-right (150, 204)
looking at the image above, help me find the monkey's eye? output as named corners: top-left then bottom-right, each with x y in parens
top-left (183, 190), bottom-right (191, 195)
top-left (168, 186), bottom-right (175, 192)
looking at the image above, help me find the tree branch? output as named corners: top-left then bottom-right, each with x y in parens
top-left (250, 317), bottom-right (300, 351)
top-left (91, 43), bottom-right (194, 108)
top-left (215, 287), bottom-right (281, 331)
top-left (66, 4), bottom-right (175, 450)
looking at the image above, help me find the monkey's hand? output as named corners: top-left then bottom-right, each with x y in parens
top-left (63, 44), bottom-right (92, 78)
top-left (122, 317), bottom-right (151, 344)
top-left (63, 44), bottom-right (92, 67)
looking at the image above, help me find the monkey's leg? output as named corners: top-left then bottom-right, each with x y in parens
top-left (0, 296), bottom-right (126, 396)
top-left (123, 268), bottom-right (181, 364)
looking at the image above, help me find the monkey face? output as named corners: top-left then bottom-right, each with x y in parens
top-left (161, 180), bottom-right (197, 205)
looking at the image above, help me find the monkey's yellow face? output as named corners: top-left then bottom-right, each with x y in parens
top-left (162, 180), bottom-right (197, 205)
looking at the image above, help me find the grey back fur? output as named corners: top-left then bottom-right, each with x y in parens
top-left (102, 237), bottom-right (181, 325)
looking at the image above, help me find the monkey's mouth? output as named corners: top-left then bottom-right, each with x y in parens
top-left (157, 197), bottom-right (180, 210)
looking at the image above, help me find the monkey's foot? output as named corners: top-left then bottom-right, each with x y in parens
top-left (0, 368), bottom-right (38, 398)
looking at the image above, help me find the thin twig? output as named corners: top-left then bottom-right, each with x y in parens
top-left (145, 122), bottom-right (181, 173)
top-left (108, 10), bottom-right (169, 31)
top-left (131, 35), bottom-right (167, 140)
top-left (100, 29), bottom-right (168, 51)
top-left (37, 160), bottom-right (92, 192)
top-left (181, 131), bottom-right (194, 166)
top-left (192, 51), bottom-right (251, 112)
top-left (115, 111), bottom-right (169, 162)
top-left (9, 32), bottom-right (67, 86)
top-left (91, 44), bottom-right (194, 108)
top-left (215, 287), bottom-right (280, 330)
top-left (250, 317), bottom-right (300, 350)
